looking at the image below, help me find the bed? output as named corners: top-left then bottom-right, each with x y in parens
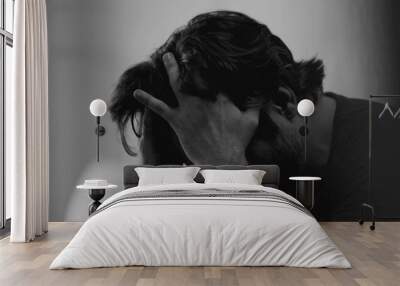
top-left (50, 165), bottom-right (350, 269)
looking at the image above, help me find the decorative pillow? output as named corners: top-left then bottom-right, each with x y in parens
top-left (200, 169), bottom-right (266, 185)
top-left (135, 167), bottom-right (201, 186)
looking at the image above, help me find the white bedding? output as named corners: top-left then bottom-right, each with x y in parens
top-left (50, 183), bottom-right (350, 269)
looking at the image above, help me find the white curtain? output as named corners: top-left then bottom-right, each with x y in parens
top-left (8, 0), bottom-right (49, 242)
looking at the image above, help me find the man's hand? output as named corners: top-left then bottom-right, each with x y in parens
top-left (134, 53), bottom-right (260, 165)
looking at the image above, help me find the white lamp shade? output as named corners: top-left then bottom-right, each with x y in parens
top-left (297, 99), bottom-right (315, 117)
top-left (89, 99), bottom-right (107, 117)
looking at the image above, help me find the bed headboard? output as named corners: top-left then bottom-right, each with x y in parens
top-left (123, 165), bottom-right (280, 189)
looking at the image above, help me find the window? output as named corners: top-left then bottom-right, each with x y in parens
top-left (5, 0), bottom-right (13, 33)
top-left (0, 0), bottom-right (13, 231)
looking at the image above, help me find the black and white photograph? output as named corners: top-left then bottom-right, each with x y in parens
top-left (108, 9), bottom-right (380, 220)
top-left (1, 1), bottom-right (400, 285)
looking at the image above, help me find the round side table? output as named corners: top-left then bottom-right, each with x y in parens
top-left (77, 184), bottom-right (117, 215)
top-left (289, 176), bottom-right (321, 210)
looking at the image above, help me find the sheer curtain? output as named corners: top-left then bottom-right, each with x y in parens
top-left (8, 0), bottom-right (49, 242)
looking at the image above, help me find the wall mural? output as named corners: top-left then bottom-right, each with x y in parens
top-left (108, 11), bottom-right (396, 220)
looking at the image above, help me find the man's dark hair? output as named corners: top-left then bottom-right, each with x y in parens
top-left (109, 61), bottom-right (189, 162)
top-left (151, 11), bottom-right (324, 108)
top-left (110, 10), bottom-right (325, 160)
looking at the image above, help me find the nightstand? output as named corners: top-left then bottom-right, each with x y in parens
top-left (77, 180), bottom-right (117, 215)
top-left (289, 176), bottom-right (321, 210)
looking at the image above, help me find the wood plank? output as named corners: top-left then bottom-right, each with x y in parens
top-left (0, 222), bottom-right (399, 286)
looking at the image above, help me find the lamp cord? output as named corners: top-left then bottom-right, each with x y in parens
top-left (304, 116), bottom-right (307, 164)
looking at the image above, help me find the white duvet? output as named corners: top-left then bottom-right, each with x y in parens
top-left (50, 183), bottom-right (350, 269)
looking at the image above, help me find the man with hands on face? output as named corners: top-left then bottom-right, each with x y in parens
top-left (133, 52), bottom-right (261, 165)
top-left (110, 11), bottom-right (369, 220)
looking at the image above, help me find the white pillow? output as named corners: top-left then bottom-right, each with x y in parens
top-left (135, 167), bottom-right (200, 186)
top-left (200, 169), bottom-right (266, 185)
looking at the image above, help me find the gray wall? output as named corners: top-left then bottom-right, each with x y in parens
top-left (47, 0), bottom-right (400, 221)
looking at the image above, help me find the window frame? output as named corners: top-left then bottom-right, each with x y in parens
top-left (0, 0), bottom-right (13, 230)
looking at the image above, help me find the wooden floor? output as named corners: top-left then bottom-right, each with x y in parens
top-left (0, 222), bottom-right (399, 286)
